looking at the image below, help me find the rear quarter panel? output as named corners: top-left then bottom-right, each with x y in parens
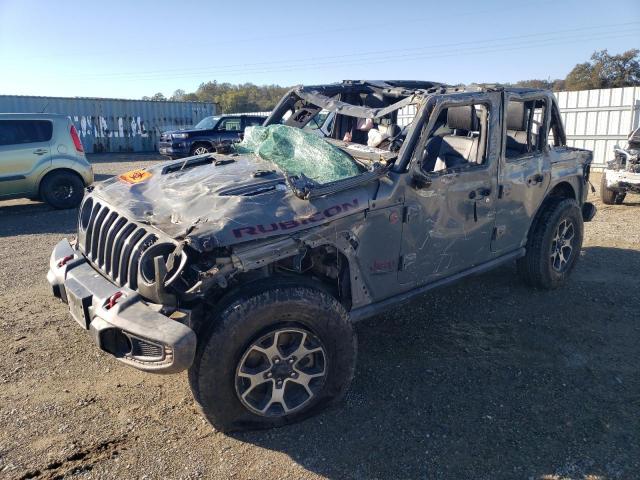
top-left (548, 146), bottom-right (592, 205)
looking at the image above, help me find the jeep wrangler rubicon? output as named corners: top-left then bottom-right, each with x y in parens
top-left (48, 80), bottom-right (596, 431)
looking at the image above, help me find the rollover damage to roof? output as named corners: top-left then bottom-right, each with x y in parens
top-left (89, 81), bottom-right (446, 251)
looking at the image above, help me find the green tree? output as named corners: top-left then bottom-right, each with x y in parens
top-left (169, 89), bottom-right (186, 101)
top-left (565, 49), bottom-right (640, 90)
top-left (142, 92), bottom-right (167, 101)
top-left (143, 82), bottom-right (289, 112)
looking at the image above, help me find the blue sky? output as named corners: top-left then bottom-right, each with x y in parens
top-left (0, 0), bottom-right (638, 99)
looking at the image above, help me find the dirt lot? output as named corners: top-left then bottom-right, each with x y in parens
top-left (1, 154), bottom-right (638, 480)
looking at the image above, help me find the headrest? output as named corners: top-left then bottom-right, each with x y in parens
top-left (507, 102), bottom-right (527, 131)
top-left (447, 105), bottom-right (476, 131)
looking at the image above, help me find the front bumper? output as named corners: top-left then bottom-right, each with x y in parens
top-left (158, 142), bottom-right (189, 157)
top-left (47, 238), bottom-right (196, 374)
top-left (603, 169), bottom-right (640, 191)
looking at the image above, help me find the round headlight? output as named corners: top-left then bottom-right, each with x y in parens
top-left (139, 243), bottom-right (182, 285)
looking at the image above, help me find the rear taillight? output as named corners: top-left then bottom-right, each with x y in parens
top-left (70, 125), bottom-right (84, 152)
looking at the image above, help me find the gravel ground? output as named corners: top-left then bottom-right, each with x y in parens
top-left (0, 154), bottom-right (638, 480)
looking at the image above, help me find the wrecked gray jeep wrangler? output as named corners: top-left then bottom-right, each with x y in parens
top-left (48, 80), bottom-right (596, 431)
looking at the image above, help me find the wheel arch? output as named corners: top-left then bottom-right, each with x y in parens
top-left (546, 180), bottom-right (577, 200)
top-left (37, 167), bottom-right (86, 196)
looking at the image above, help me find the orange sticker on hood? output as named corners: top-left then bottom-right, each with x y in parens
top-left (119, 169), bottom-right (152, 184)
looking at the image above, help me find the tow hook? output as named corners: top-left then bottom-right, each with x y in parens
top-left (57, 254), bottom-right (74, 267)
top-left (106, 291), bottom-right (123, 310)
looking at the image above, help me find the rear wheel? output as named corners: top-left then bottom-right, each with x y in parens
top-left (517, 197), bottom-right (583, 289)
top-left (189, 284), bottom-right (357, 432)
top-left (40, 170), bottom-right (84, 209)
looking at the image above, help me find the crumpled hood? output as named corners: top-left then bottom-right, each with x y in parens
top-left (92, 153), bottom-right (370, 251)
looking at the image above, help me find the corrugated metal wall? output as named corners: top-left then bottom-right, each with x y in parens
top-left (0, 95), bottom-right (216, 153)
top-left (555, 87), bottom-right (640, 168)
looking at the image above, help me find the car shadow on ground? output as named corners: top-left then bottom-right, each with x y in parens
top-left (0, 201), bottom-right (77, 237)
top-left (232, 246), bottom-right (640, 479)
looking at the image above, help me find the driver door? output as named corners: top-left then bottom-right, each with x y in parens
top-left (398, 93), bottom-right (501, 286)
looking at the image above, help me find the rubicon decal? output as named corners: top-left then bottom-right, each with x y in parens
top-left (232, 199), bottom-right (360, 238)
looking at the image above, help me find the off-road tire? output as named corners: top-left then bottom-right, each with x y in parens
top-left (190, 143), bottom-right (212, 156)
top-left (517, 197), bottom-right (583, 289)
top-left (600, 174), bottom-right (618, 205)
top-left (40, 170), bottom-right (85, 209)
top-left (188, 283), bottom-right (357, 432)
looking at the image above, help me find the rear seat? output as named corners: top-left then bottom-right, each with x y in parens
top-left (423, 105), bottom-right (480, 172)
top-left (506, 102), bottom-right (534, 156)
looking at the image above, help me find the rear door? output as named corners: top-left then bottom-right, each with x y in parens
top-left (0, 119), bottom-right (53, 197)
top-left (215, 116), bottom-right (243, 143)
top-left (491, 92), bottom-right (552, 254)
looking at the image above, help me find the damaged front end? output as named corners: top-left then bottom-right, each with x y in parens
top-left (603, 128), bottom-right (640, 194)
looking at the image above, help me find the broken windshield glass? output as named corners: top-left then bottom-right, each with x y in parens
top-left (234, 124), bottom-right (362, 184)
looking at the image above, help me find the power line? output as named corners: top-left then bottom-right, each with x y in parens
top-left (41, 21), bottom-right (640, 80)
top-left (35, 28), bottom-right (638, 84)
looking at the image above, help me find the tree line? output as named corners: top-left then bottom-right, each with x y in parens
top-left (142, 49), bottom-right (640, 112)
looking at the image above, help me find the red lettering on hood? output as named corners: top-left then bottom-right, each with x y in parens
top-left (231, 198), bottom-right (359, 239)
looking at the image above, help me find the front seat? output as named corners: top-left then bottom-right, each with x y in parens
top-left (422, 105), bottom-right (479, 171)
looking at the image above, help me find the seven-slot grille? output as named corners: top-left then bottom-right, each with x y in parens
top-left (79, 199), bottom-right (158, 289)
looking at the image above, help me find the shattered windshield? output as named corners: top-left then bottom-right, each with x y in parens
top-left (193, 116), bottom-right (220, 130)
top-left (235, 124), bottom-right (362, 183)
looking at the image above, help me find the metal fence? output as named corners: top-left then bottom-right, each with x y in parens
top-left (555, 87), bottom-right (640, 168)
top-left (0, 95), bottom-right (216, 153)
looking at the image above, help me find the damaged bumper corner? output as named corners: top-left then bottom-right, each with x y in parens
top-left (47, 239), bottom-right (196, 374)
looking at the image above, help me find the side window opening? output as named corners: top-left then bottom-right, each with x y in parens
top-left (217, 118), bottom-right (242, 132)
top-left (505, 99), bottom-right (546, 159)
top-left (420, 103), bottom-right (490, 174)
top-left (0, 120), bottom-right (52, 146)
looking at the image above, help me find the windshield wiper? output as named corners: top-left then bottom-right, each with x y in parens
top-left (285, 163), bottom-right (388, 200)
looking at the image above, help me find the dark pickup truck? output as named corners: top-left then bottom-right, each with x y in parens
top-left (48, 80), bottom-right (596, 432)
top-left (158, 114), bottom-right (265, 158)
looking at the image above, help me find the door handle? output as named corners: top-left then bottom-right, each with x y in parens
top-left (469, 187), bottom-right (491, 200)
top-left (33, 148), bottom-right (48, 155)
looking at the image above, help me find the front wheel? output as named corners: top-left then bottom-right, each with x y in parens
top-left (600, 174), bottom-right (620, 205)
top-left (517, 198), bottom-right (584, 289)
top-left (189, 284), bottom-right (357, 432)
top-left (190, 144), bottom-right (211, 155)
